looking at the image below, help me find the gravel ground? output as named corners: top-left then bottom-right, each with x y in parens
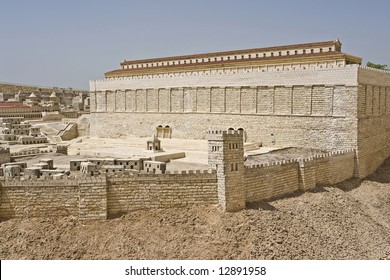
top-left (1, 161), bottom-right (390, 260)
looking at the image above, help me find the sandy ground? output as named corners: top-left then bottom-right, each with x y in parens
top-left (1, 159), bottom-right (390, 260)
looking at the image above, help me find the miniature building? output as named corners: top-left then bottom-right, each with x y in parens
top-left (29, 127), bottom-right (40, 137)
top-left (26, 93), bottom-right (39, 107)
top-left (102, 165), bottom-right (124, 173)
top-left (19, 135), bottom-right (47, 144)
top-left (24, 167), bottom-right (41, 178)
top-left (146, 135), bottom-right (161, 151)
top-left (33, 163), bottom-right (50, 170)
top-left (70, 159), bottom-right (85, 171)
top-left (55, 145), bottom-right (68, 155)
top-left (115, 157), bottom-right (145, 171)
top-left (2, 162), bottom-right (27, 170)
top-left (38, 159), bottom-right (54, 169)
top-left (0, 116), bottom-right (46, 144)
top-left (80, 162), bottom-right (97, 176)
top-left (0, 147), bottom-right (11, 165)
top-left (0, 133), bottom-right (16, 141)
top-left (143, 160), bottom-right (166, 174)
top-left (88, 158), bottom-right (116, 167)
top-left (4, 165), bottom-right (21, 177)
top-left (49, 92), bottom-right (60, 111)
top-left (70, 157), bottom-right (147, 172)
top-left (89, 39), bottom-right (390, 178)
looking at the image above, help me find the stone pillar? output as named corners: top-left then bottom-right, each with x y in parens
top-left (207, 129), bottom-right (245, 212)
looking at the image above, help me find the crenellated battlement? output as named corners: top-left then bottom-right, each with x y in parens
top-left (206, 129), bottom-right (244, 141)
top-left (245, 149), bottom-right (355, 170)
top-left (358, 65), bottom-right (390, 75)
top-left (106, 169), bottom-right (216, 180)
top-left (0, 175), bottom-right (107, 187)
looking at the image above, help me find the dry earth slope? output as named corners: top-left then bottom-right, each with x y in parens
top-left (1, 160), bottom-right (390, 260)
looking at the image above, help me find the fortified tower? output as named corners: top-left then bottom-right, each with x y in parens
top-left (207, 129), bottom-right (245, 212)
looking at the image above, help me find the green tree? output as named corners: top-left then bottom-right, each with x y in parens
top-left (366, 61), bottom-right (388, 70)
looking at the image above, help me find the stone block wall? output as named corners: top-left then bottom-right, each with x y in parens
top-left (90, 64), bottom-right (359, 91)
top-left (79, 177), bottom-right (107, 220)
top-left (89, 112), bottom-right (357, 151)
top-left (245, 161), bottom-right (300, 202)
top-left (0, 178), bottom-right (80, 219)
top-left (357, 67), bottom-right (390, 177)
top-left (90, 84), bottom-right (357, 119)
top-left (0, 171), bottom-right (218, 220)
top-left (106, 171), bottom-right (217, 216)
top-left (297, 150), bottom-right (356, 190)
top-left (90, 65), bottom-right (390, 179)
top-left (244, 150), bottom-right (356, 202)
top-left (0, 148), bottom-right (357, 219)
top-left (89, 63), bottom-right (360, 152)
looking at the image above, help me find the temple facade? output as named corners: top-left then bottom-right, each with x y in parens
top-left (89, 40), bottom-right (390, 178)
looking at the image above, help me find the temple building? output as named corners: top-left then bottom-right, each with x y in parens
top-left (89, 40), bottom-right (390, 178)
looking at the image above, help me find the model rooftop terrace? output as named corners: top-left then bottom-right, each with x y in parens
top-left (105, 40), bottom-right (362, 78)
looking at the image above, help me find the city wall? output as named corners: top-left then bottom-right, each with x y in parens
top-left (0, 151), bottom-right (356, 220)
top-left (106, 171), bottom-right (218, 216)
top-left (245, 150), bottom-right (355, 202)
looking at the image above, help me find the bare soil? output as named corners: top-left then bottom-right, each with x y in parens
top-left (1, 161), bottom-right (390, 260)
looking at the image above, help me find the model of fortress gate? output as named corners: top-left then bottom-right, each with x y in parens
top-left (90, 39), bottom-right (390, 179)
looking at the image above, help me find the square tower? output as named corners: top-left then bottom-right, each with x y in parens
top-left (207, 129), bottom-right (245, 212)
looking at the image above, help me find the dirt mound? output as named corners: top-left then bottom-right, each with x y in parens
top-left (1, 165), bottom-right (390, 259)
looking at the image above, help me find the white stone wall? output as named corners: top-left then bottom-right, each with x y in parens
top-left (90, 64), bottom-right (390, 178)
top-left (91, 64), bottom-right (359, 90)
top-left (89, 80), bottom-right (359, 151)
top-left (356, 67), bottom-right (390, 177)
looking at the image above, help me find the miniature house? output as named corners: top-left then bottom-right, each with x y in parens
top-left (146, 135), bottom-right (162, 152)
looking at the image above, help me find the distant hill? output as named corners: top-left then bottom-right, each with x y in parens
top-left (0, 82), bottom-right (88, 94)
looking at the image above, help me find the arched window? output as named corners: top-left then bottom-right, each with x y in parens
top-left (156, 125), bottom-right (163, 138)
top-left (237, 128), bottom-right (247, 142)
top-left (163, 125), bottom-right (171, 138)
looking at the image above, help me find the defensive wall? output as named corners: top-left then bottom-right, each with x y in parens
top-left (245, 150), bottom-right (355, 202)
top-left (0, 148), bottom-right (356, 220)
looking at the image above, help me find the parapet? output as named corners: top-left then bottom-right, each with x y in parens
top-left (105, 169), bottom-right (216, 180)
top-left (206, 129), bottom-right (244, 141)
top-left (358, 65), bottom-right (390, 75)
top-left (244, 149), bottom-right (356, 169)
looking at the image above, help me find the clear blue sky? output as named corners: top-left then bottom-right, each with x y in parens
top-left (0, 0), bottom-right (389, 90)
